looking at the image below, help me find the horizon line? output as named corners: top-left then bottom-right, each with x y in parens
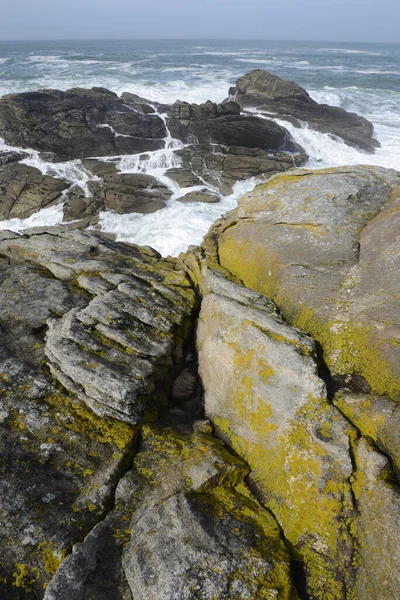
top-left (0, 37), bottom-right (399, 45)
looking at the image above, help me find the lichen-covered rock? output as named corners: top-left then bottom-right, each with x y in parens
top-left (44, 423), bottom-right (296, 600)
top-left (0, 230), bottom-right (196, 423)
top-left (335, 392), bottom-right (400, 479)
top-left (207, 166), bottom-right (400, 400)
top-left (350, 438), bottom-right (400, 600)
top-left (0, 228), bottom-right (200, 598)
top-left (196, 267), bottom-right (357, 599)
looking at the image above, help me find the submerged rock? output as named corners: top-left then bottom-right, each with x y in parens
top-left (229, 70), bottom-right (379, 152)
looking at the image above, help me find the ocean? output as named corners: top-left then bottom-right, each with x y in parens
top-left (0, 39), bottom-right (399, 255)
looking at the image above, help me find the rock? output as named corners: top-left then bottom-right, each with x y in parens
top-left (229, 70), bottom-right (379, 152)
top-left (44, 424), bottom-right (296, 600)
top-left (165, 167), bottom-right (204, 188)
top-left (168, 99), bottom-right (292, 150)
top-left (176, 143), bottom-right (306, 195)
top-left (0, 88), bottom-right (167, 159)
top-left (97, 172), bottom-right (172, 214)
top-left (63, 184), bottom-right (103, 221)
top-left (0, 149), bottom-right (29, 167)
top-left (0, 230), bottom-right (196, 423)
top-left (0, 254), bottom-right (139, 598)
top-left (176, 190), bottom-right (220, 203)
top-left (207, 166), bottom-right (400, 400)
top-left (195, 266), bottom-right (357, 599)
top-left (0, 163), bottom-right (68, 220)
top-left (351, 438), bottom-right (400, 599)
top-left (335, 392), bottom-right (400, 479)
top-left (64, 171), bottom-right (172, 219)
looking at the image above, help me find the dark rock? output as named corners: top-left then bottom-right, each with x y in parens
top-left (229, 70), bottom-right (379, 152)
top-left (176, 143), bottom-right (306, 195)
top-left (0, 88), bottom-right (168, 159)
top-left (0, 149), bottom-right (29, 167)
top-left (93, 172), bottom-right (172, 215)
top-left (168, 99), bottom-right (290, 151)
top-left (63, 184), bottom-right (103, 221)
top-left (0, 163), bottom-right (68, 220)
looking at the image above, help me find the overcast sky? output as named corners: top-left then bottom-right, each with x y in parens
top-left (0, 0), bottom-right (398, 43)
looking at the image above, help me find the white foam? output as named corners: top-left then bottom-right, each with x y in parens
top-left (319, 48), bottom-right (382, 56)
top-left (0, 203), bottom-right (64, 233)
top-left (98, 178), bottom-right (259, 257)
top-left (0, 58), bottom-right (9, 65)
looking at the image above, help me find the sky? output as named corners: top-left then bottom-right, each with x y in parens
top-left (0, 0), bottom-right (399, 43)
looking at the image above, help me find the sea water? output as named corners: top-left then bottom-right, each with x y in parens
top-left (0, 39), bottom-right (399, 255)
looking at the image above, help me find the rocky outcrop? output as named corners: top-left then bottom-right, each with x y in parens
top-left (229, 70), bottom-right (379, 152)
top-left (195, 266), bottom-right (357, 599)
top-left (0, 163), bottom-right (68, 220)
top-left (191, 164), bottom-right (400, 599)
top-left (207, 166), bottom-right (400, 399)
top-left (0, 230), bottom-right (196, 424)
top-left (0, 88), bottom-right (167, 159)
top-left (43, 423), bottom-right (296, 600)
top-left (168, 99), bottom-right (293, 150)
top-left (176, 143), bottom-right (305, 195)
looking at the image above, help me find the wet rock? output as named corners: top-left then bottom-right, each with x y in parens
top-left (176, 143), bottom-right (306, 195)
top-left (168, 99), bottom-right (291, 150)
top-left (97, 172), bottom-right (172, 214)
top-left (0, 88), bottom-right (168, 159)
top-left (229, 70), bottom-right (379, 152)
top-left (176, 189), bottom-right (220, 203)
top-left (165, 167), bottom-right (204, 188)
top-left (0, 149), bottom-right (29, 167)
top-left (0, 163), bottom-right (68, 220)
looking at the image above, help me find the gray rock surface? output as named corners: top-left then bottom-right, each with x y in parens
top-left (209, 165), bottom-right (400, 399)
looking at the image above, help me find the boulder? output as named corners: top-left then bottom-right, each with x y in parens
top-left (229, 70), bottom-right (379, 152)
top-left (0, 88), bottom-right (168, 159)
top-left (0, 163), bottom-right (68, 220)
top-left (207, 166), bottom-right (400, 400)
top-left (195, 266), bottom-right (357, 599)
